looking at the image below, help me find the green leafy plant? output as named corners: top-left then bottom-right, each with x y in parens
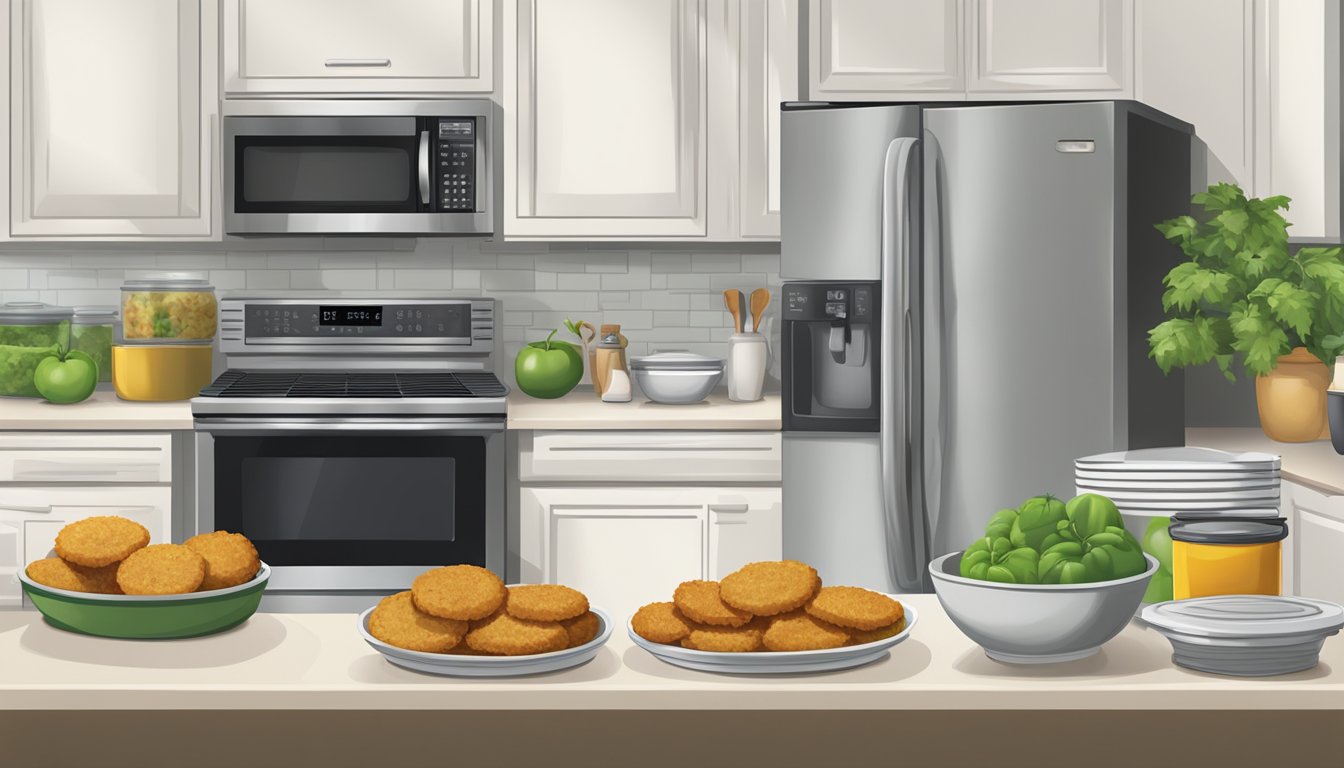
top-left (1148, 183), bottom-right (1344, 380)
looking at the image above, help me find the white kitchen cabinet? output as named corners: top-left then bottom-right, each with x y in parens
top-left (7, 0), bottom-right (219, 240)
top-left (504, 0), bottom-right (707, 238)
top-left (968, 0), bottom-right (1132, 98)
top-left (739, 0), bottom-right (798, 238)
top-left (518, 430), bottom-right (782, 483)
top-left (223, 0), bottom-right (493, 95)
top-left (1281, 480), bottom-right (1344, 604)
top-left (0, 432), bottom-right (175, 608)
top-left (1136, 0), bottom-right (1254, 191)
top-left (503, 0), bottom-right (797, 241)
top-left (0, 485), bottom-right (172, 608)
top-left (1254, 0), bottom-right (1341, 239)
top-left (808, 0), bottom-right (965, 101)
top-left (518, 485), bottom-right (781, 621)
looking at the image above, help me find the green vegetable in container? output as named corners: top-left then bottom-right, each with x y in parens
top-left (960, 536), bottom-right (1041, 584)
top-left (1142, 516), bottom-right (1175, 603)
top-left (984, 508), bottom-right (1019, 540)
top-left (71, 324), bottom-right (113, 383)
top-left (1009, 494), bottom-right (1068, 551)
top-left (1037, 494), bottom-right (1148, 584)
top-left (0, 343), bottom-right (61, 398)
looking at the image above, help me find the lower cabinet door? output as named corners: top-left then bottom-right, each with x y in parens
top-left (518, 485), bottom-right (782, 622)
top-left (0, 485), bottom-right (172, 608)
top-left (708, 488), bottom-right (783, 580)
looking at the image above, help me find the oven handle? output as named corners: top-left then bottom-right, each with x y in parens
top-left (418, 129), bottom-right (431, 205)
top-left (194, 418), bottom-right (506, 435)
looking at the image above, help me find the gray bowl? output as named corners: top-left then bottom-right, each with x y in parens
top-left (929, 551), bottom-right (1158, 664)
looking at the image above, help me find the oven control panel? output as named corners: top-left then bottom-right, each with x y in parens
top-left (436, 118), bottom-right (476, 213)
top-left (238, 301), bottom-right (492, 341)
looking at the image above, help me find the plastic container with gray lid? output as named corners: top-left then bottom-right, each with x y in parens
top-left (0, 302), bottom-right (72, 397)
top-left (1141, 595), bottom-right (1344, 676)
top-left (71, 306), bottom-right (117, 383)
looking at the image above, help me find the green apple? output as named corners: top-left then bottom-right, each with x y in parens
top-left (33, 349), bottom-right (98, 404)
top-left (515, 329), bottom-right (584, 399)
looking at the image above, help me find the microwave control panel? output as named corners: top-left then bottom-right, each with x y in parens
top-left (436, 118), bottom-right (477, 212)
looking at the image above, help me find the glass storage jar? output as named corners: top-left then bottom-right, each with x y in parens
top-left (0, 302), bottom-right (72, 398)
top-left (119, 274), bottom-right (217, 342)
top-left (1170, 517), bottom-right (1288, 600)
top-left (71, 306), bottom-right (117, 383)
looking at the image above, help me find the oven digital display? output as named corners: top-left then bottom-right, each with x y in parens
top-left (319, 306), bottom-right (383, 326)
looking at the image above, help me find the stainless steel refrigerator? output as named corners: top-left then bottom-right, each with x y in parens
top-left (780, 101), bottom-right (1191, 593)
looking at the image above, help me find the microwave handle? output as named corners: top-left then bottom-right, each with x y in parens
top-left (418, 130), bottom-right (431, 206)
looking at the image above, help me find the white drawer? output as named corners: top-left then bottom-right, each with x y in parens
top-left (519, 431), bottom-right (782, 483)
top-left (0, 433), bottom-right (172, 484)
top-left (0, 484), bottom-right (172, 608)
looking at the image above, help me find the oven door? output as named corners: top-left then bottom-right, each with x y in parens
top-left (194, 417), bottom-right (505, 592)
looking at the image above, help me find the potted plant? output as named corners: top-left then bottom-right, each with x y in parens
top-left (1148, 183), bottom-right (1344, 442)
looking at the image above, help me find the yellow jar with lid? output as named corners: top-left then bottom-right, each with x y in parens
top-left (1170, 518), bottom-right (1287, 600)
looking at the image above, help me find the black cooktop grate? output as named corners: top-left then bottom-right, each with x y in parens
top-left (198, 371), bottom-right (507, 399)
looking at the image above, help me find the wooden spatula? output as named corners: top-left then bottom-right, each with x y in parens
top-left (749, 288), bottom-right (770, 334)
top-left (724, 289), bottom-right (744, 333)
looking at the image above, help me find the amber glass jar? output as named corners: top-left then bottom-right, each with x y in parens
top-left (1170, 518), bottom-right (1287, 600)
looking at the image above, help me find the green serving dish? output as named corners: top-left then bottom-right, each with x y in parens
top-left (18, 563), bottom-right (269, 639)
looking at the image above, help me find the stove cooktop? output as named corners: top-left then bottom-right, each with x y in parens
top-left (198, 370), bottom-right (508, 399)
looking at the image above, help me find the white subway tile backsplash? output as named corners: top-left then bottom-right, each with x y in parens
top-left (392, 269), bottom-right (454, 289)
top-left (0, 238), bottom-right (780, 384)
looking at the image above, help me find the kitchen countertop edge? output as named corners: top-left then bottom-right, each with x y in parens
top-left (1186, 427), bottom-right (1344, 496)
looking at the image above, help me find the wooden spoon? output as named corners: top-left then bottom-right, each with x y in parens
top-left (749, 288), bottom-right (770, 334)
top-left (724, 289), bottom-right (744, 333)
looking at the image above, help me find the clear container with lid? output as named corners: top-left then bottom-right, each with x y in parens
top-left (119, 273), bottom-right (217, 343)
top-left (0, 302), bottom-right (71, 397)
top-left (71, 306), bottom-right (117, 383)
top-left (1170, 516), bottom-right (1288, 600)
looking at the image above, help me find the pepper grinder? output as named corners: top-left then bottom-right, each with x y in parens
top-left (592, 324), bottom-right (629, 398)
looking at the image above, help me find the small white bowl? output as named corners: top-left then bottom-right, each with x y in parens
top-left (631, 368), bottom-right (722, 404)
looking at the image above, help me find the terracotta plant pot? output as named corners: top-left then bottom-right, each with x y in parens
top-left (1255, 347), bottom-right (1331, 442)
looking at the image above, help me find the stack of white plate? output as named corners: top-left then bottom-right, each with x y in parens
top-left (1074, 446), bottom-right (1281, 518)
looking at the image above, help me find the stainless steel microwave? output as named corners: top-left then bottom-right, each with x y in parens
top-left (223, 100), bottom-right (493, 235)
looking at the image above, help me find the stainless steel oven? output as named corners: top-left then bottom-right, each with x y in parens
top-left (192, 294), bottom-right (508, 611)
top-left (224, 100), bottom-right (494, 235)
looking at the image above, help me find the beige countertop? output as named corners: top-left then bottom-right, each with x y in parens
top-left (0, 390), bottom-right (194, 431)
top-left (1187, 428), bottom-right (1344, 495)
top-left (2, 594), bottom-right (1340, 712)
top-left (507, 388), bottom-right (782, 430)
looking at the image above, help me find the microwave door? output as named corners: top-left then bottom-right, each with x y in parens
top-left (224, 111), bottom-right (492, 236)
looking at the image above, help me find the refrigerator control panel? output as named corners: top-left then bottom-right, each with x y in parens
top-left (783, 283), bottom-right (875, 321)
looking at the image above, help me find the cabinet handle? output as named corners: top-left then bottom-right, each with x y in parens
top-left (324, 58), bottom-right (392, 68)
top-left (0, 504), bottom-right (51, 514)
top-left (709, 504), bottom-right (750, 513)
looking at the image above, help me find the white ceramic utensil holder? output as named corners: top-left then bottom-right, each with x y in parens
top-left (727, 332), bottom-right (767, 402)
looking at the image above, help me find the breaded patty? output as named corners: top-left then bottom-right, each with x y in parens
top-left (681, 618), bottom-right (767, 653)
top-left (673, 580), bottom-right (752, 627)
top-left (25, 558), bottom-right (121, 594)
top-left (412, 565), bottom-right (506, 621)
top-left (631, 601), bottom-right (693, 644)
top-left (116, 544), bottom-right (206, 595)
top-left (805, 586), bottom-right (904, 631)
top-left (184, 531), bottom-right (261, 591)
top-left (719, 560), bottom-right (821, 616)
top-left (465, 608), bottom-right (568, 656)
top-left (54, 516), bottom-right (150, 568)
top-left (368, 591), bottom-right (468, 653)
top-left (560, 611), bottom-right (601, 648)
top-left (762, 611), bottom-right (850, 652)
top-left (505, 584), bottom-right (589, 622)
top-left (848, 617), bottom-right (907, 646)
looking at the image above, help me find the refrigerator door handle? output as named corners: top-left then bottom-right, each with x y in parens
top-left (880, 136), bottom-right (922, 593)
top-left (923, 130), bottom-right (947, 570)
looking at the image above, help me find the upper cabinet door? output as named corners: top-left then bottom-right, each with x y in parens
top-left (505, 0), bottom-right (707, 238)
top-left (739, 0), bottom-right (798, 238)
top-left (1255, 0), bottom-right (1341, 240)
top-left (223, 0), bottom-right (492, 95)
top-left (809, 0), bottom-right (965, 100)
top-left (1136, 0), bottom-right (1253, 192)
top-left (9, 0), bottom-right (218, 239)
top-left (968, 0), bottom-right (1132, 98)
